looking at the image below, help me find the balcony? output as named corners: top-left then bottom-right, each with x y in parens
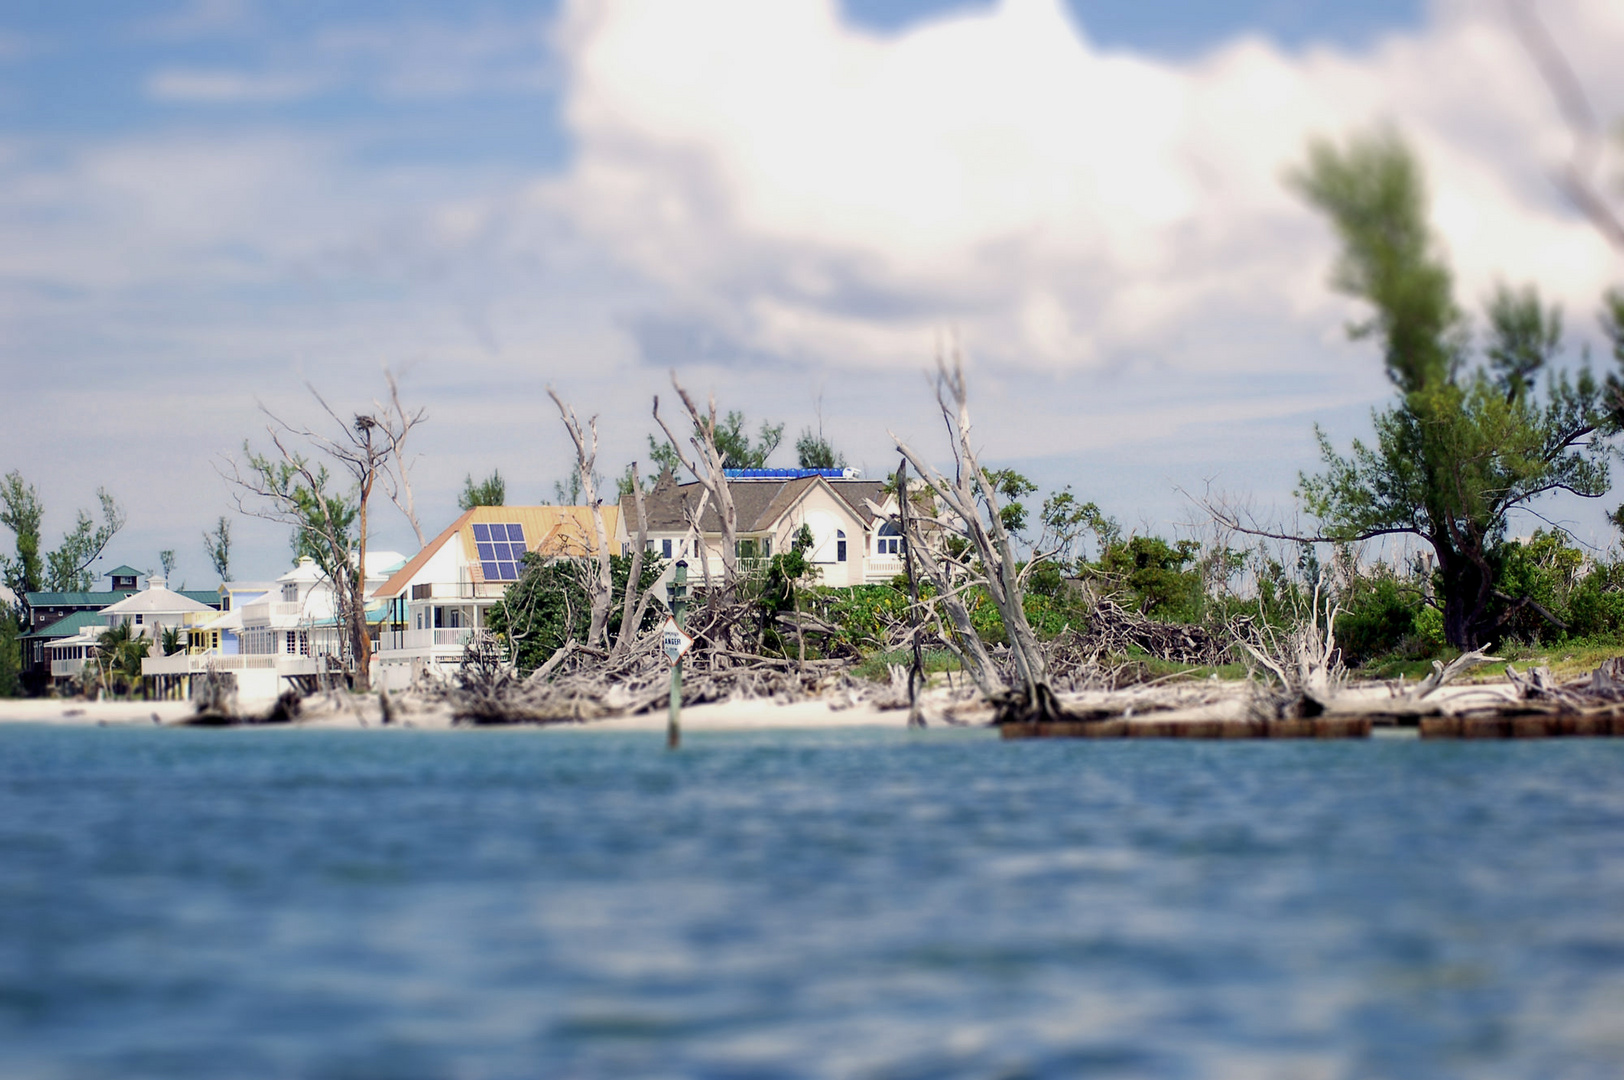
top-left (142, 653), bottom-right (318, 677)
top-left (378, 628), bottom-right (472, 652)
top-left (240, 601), bottom-right (304, 625)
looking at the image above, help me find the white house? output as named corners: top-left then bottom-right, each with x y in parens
top-left (372, 504), bottom-right (623, 690)
top-left (622, 469), bottom-right (905, 588)
top-left (47, 576), bottom-right (216, 687)
top-left (142, 552), bottom-right (405, 703)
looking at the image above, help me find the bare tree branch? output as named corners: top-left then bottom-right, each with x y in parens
top-left (548, 387), bottom-right (614, 650)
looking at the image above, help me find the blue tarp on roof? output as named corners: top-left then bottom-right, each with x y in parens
top-left (722, 468), bottom-right (856, 479)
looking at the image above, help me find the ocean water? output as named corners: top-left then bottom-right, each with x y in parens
top-left (0, 725), bottom-right (1622, 1079)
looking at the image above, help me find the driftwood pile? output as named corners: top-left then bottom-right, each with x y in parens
top-left (448, 602), bottom-right (868, 725)
top-left (1074, 597), bottom-right (1231, 667)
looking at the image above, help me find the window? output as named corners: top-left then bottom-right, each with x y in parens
top-left (134, 614), bottom-right (143, 625)
top-left (416, 612), bottom-right (423, 631)
top-left (285, 631), bottom-right (297, 655)
top-left (877, 521), bottom-right (904, 556)
top-left (412, 583), bottom-right (432, 600)
top-left (836, 530), bottom-right (847, 562)
top-left (283, 584), bottom-right (297, 602)
top-left (762, 537), bottom-right (772, 557)
top-left (298, 632), bottom-right (309, 657)
top-left (662, 538), bottom-right (673, 559)
top-left (472, 522), bottom-right (527, 581)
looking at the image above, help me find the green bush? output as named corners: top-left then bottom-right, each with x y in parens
top-left (487, 554), bottom-right (666, 675)
top-left (1335, 576), bottom-right (1426, 666)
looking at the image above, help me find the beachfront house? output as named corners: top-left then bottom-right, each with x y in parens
top-left (621, 469), bottom-right (903, 588)
top-left (141, 552), bottom-right (406, 702)
top-left (24, 568), bottom-right (221, 693)
top-left (372, 505), bottom-right (623, 691)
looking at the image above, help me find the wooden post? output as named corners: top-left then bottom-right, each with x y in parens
top-left (667, 560), bottom-right (688, 750)
top-left (898, 458), bottom-right (926, 729)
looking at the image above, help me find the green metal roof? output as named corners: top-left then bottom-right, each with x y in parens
top-left (180, 591), bottom-right (223, 607)
top-left (105, 565), bottom-right (143, 578)
top-left (23, 590), bottom-right (134, 608)
top-left (20, 610), bottom-right (107, 641)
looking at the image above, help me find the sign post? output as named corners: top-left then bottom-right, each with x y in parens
top-left (663, 560), bottom-right (692, 750)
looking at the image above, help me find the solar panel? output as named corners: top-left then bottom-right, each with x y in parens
top-left (472, 523), bottom-right (528, 581)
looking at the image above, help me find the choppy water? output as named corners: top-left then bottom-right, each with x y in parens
top-left (1, 725), bottom-right (1623, 1079)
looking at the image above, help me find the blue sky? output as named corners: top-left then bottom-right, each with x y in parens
top-left (2, 0), bottom-right (1620, 587)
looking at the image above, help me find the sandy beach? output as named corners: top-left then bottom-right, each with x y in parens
top-left (0, 694), bottom-right (926, 731)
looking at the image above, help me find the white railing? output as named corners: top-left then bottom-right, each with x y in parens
top-left (50, 658), bottom-right (88, 678)
top-left (142, 653), bottom-right (316, 676)
top-left (417, 628), bottom-right (472, 648)
top-left (240, 601), bottom-right (304, 624)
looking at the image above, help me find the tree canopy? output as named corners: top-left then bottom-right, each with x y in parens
top-left (459, 470), bottom-right (506, 510)
top-left (0, 472), bottom-right (125, 595)
top-left (1289, 129), bottom-right (1624, 649)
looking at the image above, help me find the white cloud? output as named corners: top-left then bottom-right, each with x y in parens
top-left (549, 0), bottom-right (1624, 374)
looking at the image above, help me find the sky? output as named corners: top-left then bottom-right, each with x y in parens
top-left (2, 0), bottom-right (1622, 587)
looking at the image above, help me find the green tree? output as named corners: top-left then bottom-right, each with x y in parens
top-left (203, 516), bottom-right (231, 581)
top-left (0, 605), bottom-right (21, 698)
top-left (982, 469), bottom-right (1037, 537)
top-left (0, 472), bottom-right (42, 596)
top-left (486, 554), bottom-right (666, 675)
top-left (0, 473), bottom-right (124, 595)
top-left (795, 428), bottom-right (845, 469)
top-left (1288, 129), bottom-right (1624, 649)
top-left (459, 469), bottom-right (506, 510)
top-left (43, 488), bottom-right (126, 592)
top-left (647, 412), bottom-right (783, 476)
top-left (96, 619), bottom-right (150, 695)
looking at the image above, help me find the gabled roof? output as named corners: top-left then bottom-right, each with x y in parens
top-left (626, 477), bottom-right (890, 534)
top-left (374, 505), bottom-right (623, 599)
top-left (102, 585), bottom-right (215, 617)
top-left (375, 509), bottom-right (474, 600)
top-left (23, 591), bottom-right (134, 608)
top-left (106, 565), bottom-right (143, 578)
top-left (20, 609), bottom-right (107, 641)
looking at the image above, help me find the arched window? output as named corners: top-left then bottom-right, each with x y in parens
top-left (876, 520), bottom-right (904, 556)
top-left (836, 529), bottom-right (847, 562)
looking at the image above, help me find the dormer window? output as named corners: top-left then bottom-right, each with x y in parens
top-left (876, 521), bottom-right (904, 556)
top-left (282, 584), bottom-right (297, 602)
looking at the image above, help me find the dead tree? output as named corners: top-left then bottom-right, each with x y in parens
top-left (653, 372), bottom-right (738, 589)
top-left (224, 378), bottom-right (423, 691)
top-left (614, 461), bottom-right (657, 656)
top-left (375, 367), bottom-right (430, 549)
top-left (891, 350), bottom-right (1062, 723)
top-left (548, 388), bottom-right (615, 649)
top-left (1507, 0), bottom-right (1624, 250)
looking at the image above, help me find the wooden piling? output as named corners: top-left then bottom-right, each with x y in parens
top-left (1001, 715), bottom-right (1373, 740)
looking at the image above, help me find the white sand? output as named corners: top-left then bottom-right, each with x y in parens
top-left (0, 695), bottom-right (921, 731)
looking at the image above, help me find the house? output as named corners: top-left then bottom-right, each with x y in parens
top-left (19, 567), bottom-right (218, 692)
top-left (372, 505), bottom-right (623, 690)
top-left (40, 575), bottom-right (222, 690)
top-left (622, 469), bottom-right (903, 588)
top-left (141, 552), bottom-right (406, 703)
